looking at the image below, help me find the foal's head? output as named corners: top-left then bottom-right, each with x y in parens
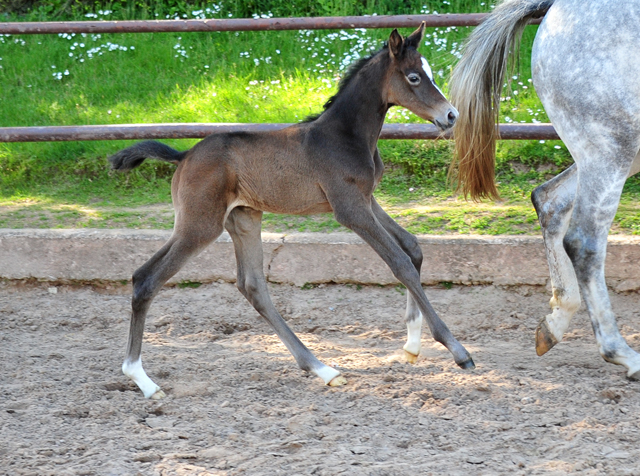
top-left (386, 23), bottom-right (458, 131)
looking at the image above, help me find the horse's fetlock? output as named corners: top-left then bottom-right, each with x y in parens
top-left (550, 287), bottom-right (580, 313)
top-left (602, 349), bottom-right (618, 364)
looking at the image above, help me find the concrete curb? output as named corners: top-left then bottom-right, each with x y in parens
top-left (2, 229), bottom-right (640, 291)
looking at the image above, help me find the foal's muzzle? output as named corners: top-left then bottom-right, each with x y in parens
top-left (434, 106), bottom-right (459, 131)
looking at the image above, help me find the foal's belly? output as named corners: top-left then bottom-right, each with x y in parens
top-left (239, 196), bottom-right (333, 216)
top-left (236, 179), bottom-right (333, 216)
top-left (288, 202), bottom-right (334, 215)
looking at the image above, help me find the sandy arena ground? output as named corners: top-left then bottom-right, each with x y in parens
top-left (1, 280), bottom-right (640, 475)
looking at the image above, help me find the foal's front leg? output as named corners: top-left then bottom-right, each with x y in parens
top-left (371, 199), bottom-right (423, 363)
top-left (225, 207), bottom-right (347, 386)
top-left (332, 194), bottom-right (474, 369)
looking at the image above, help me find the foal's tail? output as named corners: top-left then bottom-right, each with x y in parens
top-left (449, 0), bottom-right (553, 200)
top-left (109, 140), bottom-right (187, 171)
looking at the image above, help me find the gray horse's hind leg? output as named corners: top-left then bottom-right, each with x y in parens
top-left (371, 198), bottom-right (423, 363)
top-left (532, 165), bottom-right (581, 355)
top-left (561, 147), bottom-right (640, 380)
top-left (533, 153), bottom-right (640, 361)
top-left (225, 207), bottom-right (346, 386)
top-left (331, 193), bottom-right (474, 369)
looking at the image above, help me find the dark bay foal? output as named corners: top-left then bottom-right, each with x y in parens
top-left (110, 24), bottom-right (473, 399)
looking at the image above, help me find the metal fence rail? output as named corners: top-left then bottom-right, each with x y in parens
top-left (1, 13), bottom-right (549, 143)
top-left (0, 123), bottom-right (559, 142)
top-left (0, 13), bottom-right (542, 35)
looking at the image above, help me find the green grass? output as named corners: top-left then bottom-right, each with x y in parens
top-left (2, 1), bottom-right (640, 235)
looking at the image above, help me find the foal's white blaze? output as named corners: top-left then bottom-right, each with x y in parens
top-left (421, 57), bottom-right (434, 80)
top-left (122, 358), bottom-right (162, 399)
top-left (403, 317), bottom-right (422, 357)
top-left (421, 56), bottom-right (447, 98)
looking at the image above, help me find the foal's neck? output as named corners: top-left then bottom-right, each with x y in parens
top-left (321, 52), bottom-right (391, 150)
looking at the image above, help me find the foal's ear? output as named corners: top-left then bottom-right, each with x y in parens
top-left (405, 22), bottom-right (426, 49)
top-left (388, 29), bottom-right (404, 58)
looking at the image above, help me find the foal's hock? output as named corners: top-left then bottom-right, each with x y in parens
top-left (110, 24), bottom-right (472, 399)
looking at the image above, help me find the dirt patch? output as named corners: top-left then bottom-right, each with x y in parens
top-left (1, 281), bottom-right (640, 475)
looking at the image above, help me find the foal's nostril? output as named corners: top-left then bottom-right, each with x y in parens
top-left (447, 109), bottom-right (458, 126)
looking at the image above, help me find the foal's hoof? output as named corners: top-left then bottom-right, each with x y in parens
top-left (150, 389), bottom-right (167, 400)
top-left (535, 319), bottom-right (558, 356)
top-left (404, 350), bottom-right (419, 364)
top-left (328, 375), bottom-right (348, 387)
top-left (457, 358), bottom-right (475, 370)
top-left (627, 370), bottom-right (640, 382)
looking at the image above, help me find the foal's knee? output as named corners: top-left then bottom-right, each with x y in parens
top-left (402, 235), bottom-right (423, 272)
top-left (393, 258), bottom-right (422, 287)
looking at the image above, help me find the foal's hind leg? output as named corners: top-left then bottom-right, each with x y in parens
top-left (123, 167), bottom-right (228, 398)
top-left (531, 165), bottom-right (581, 355)
top-left (225, 207), bottom-right (346, 386)
top-left (122, 227), bottom-right (223, 398)
top-left (371, 199), bottom-right (423, 363)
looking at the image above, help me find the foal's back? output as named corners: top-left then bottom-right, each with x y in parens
top-left (172, 123), bottom-right (340, 216)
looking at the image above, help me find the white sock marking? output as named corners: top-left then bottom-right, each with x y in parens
top-left (122, 358), bottom-right (161, 399)
top-left (403, 318), bottom-right (422, 356)
top-left (314, 365), bottom-right (341, 385)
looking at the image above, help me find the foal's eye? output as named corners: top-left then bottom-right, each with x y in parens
top-left (406, 73), bottom-right (421, 86)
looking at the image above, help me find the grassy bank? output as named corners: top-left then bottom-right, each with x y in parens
top-left (1, 1), bottom-right (639, 234)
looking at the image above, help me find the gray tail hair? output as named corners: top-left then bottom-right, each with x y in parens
top-left (449, 0), bottom-right (553, 201)
top-left (108, 140), bottom-right (187, 171)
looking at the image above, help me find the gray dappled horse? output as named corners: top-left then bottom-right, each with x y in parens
top-left (450, 0), bottom-right (640, 381)
top-left (110, 25), bottom-right (474, 399)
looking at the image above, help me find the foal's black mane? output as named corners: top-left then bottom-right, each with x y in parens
top-left (303, 44), bottom-right (389, 123)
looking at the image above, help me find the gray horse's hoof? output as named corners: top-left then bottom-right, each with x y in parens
top-left (457, 358), bottom-right (475, 370)
top-left (535, 319), bottom-right (558, 356)
top-left (627, 370), bottom-right (640, 382)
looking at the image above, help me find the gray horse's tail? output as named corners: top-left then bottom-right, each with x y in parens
top-left (109, 140), bottom-right (187, 171)
top-left (449, 0), bottom-right (553, 200)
